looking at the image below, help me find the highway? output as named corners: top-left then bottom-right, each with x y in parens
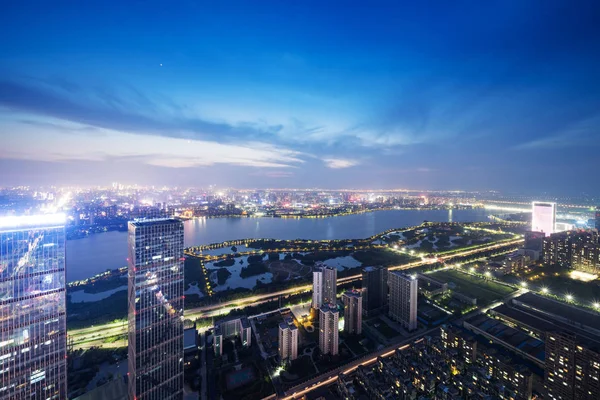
top-left (68, 236), bottom-right (523, 349)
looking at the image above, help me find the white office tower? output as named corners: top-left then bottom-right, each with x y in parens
top-left (388, 272), bottom-right (418, 331)
top-left (532, 201), bottom-right (556, 236)
top-left (319, 304), bottom-right (339, 356)
top-left (342, 290), bottom-right (362, 335)
top-left (0, 214), bottom-right (68, 399)
top-left (278, 322), bottom-right (298, 361)
top-left (312, 264), bottom-right (337, 309)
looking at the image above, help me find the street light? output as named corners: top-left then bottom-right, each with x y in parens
top-left (593, 302), bottom-right (600, 309)
top-left (541, 287), bottom-right (549, 294)
top-left (484, 271), bottom-right (491, 278)
top-left (566, 294), bottom-right (574, 302)
top-left (520, 281), bottom-right (528, 288)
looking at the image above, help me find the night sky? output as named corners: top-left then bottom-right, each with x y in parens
top-left (1, 1), bottom-right (599, 192)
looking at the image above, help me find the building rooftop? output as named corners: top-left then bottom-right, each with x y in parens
top-left (240, 317), bottom-right (250, 329)
top-left (493, 300), bottom-right (600, 351)
top-left (465, 314), bottom-right (545, 362)
top-left (215, 314), bottom-right (249, 326)
top-left (515, 292), bottom-right (600, 332)
top-left (0, 213), bottom-right (66, 230)
top-left (320, 304), bottom-right (339, 313)
top-left (129, 218), bottom-right (182, 227)
top-left (184, 327), bottom-right (197, 350)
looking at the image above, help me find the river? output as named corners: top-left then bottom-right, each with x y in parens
top-left (65, 208), bottom-right (492, 282)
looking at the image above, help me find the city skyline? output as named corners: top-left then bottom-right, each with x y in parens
top-left (2, 1), bottom-right (600, 192)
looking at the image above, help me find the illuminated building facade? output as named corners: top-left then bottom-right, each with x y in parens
top-left (531, 201), bottom-right (556, 236)
top-left (0, 214), bottom-right (67, 399)
top-left (128, 218), bottom-right (184, 400)
top-left (545, 331), bottom-right (600, 400)
top-left (388, 272), bottom-right (418, 331)
top-left (542, 230), bottom-right (599, 268)
top-left (319, 304), bottom-right (339, 356)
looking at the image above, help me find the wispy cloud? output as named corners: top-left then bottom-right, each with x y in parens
top-left (322, 158), bottom-right (359, 169)
top-left (513, 115), bottom-right (600, 150)
top-left (0, 125), bottom-right (305, 169)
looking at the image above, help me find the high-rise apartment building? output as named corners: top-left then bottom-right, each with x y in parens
top-left (342, 290), bottom-right (362, 335)
top-left (312, 264), bottom-right (337, 309)
top-left (571, 243), bottom-right (600, 274)
top-left (532, 201), bottom-right (556, 236)
top-left (388, 272), bottom-right (418, 331)
top-left (319, 304), bottom-right (339, 356)
top-left (545, 331), bottom-right (600, 400)
top-left (361, 266), bottom-right (388, 316)
top-left (543, 230), bottom-right (599, 268)
top-left (0, 214), bottom-right (68, 399)
top-left (128, 218), bottom-right (185, 400)
top-left (278, 321), bottom-right (298, 362)
top-left (596, 207), bottom-right (600, 231)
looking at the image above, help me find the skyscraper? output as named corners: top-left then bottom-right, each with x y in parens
top-left (319, 304), bottom-right (339, 356)
top-left (595, 207), bottom-right (600, 231)
top-left (312, 264), bottom-right (337, 309)
top-left (362, 266), bottom-right (388, 316)
top-left (128, 218), bottom-right (185, 400)
top-left (532, 201), bottom-right (556, 236)
top-left (388, 272), bottom-right (418, 331)
top-left (278, 321), bottom-right (298, 362)
top-left (0, 214), bottom-right (68, 399)
top-left (342, 290), bottom-right (362, 335)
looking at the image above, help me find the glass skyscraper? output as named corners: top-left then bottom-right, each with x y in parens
top-left (128, 218), bottom-right (184, 400)
top-left (0, 214), bottom-right (67, 399)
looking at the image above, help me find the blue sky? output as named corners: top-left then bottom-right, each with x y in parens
top-left (1, 1), bottom-right (599, 192)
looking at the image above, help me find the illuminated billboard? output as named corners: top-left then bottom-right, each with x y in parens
top-left (532, 202), bottom-right (556, 236)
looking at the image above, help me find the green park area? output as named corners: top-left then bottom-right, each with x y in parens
top-left (429, 269), bottom-right (515, 304)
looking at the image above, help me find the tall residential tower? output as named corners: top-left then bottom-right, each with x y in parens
top-left (0, 214), bottom-right (68, 399)
top-left (388, 272), bottom-right (418, 331)
top-left (342, 290), bottom-right (362, 335)
top-left (362, 266), bottom-right (388, 316)
top-left (312, 264), bottom-right (337, 310)
top-left (319, 304), bottom-right (339, 356)
top-left (278, 321), bottom-right (298, 362)
top-left (128, 218), bottom-right (185, 400)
